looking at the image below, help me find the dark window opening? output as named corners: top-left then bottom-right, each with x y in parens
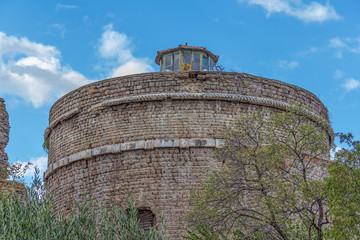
top-left (137, 209), bottom-right (155, 231)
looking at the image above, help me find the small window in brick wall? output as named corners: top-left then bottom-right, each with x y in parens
top-left (137, 209), bottom-right (155, 231)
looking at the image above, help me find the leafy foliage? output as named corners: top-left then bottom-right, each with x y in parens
top-left (0, 169), bottom-right (168, 240)
top-left (324, 133), bottom-right (360, 239)
top-left (0, 161), bottom-right (32, 182)
top-left (185, 105), bottom-right (333, 240)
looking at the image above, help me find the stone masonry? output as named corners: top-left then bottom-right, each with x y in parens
top-left (44, 71), bottom-right (333, 239)
top-left (0, 98), bottom-right (10, 171)
top-left (0, 98), bottom-right (26, 195)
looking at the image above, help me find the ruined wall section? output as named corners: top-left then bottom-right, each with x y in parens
top-left (0, 98), bottom-right (9, 171)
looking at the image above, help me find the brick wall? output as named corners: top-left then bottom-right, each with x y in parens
top-left (44, 72), bottom-right (332, 239)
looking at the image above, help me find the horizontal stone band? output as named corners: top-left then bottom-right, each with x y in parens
top-left (45, 92), bottom-right (331, 139)
top-left (93, 92), bottom-right (292, 111)
top-left (44, 138), bottom-right (225, 180)
top-left (44, 108), bottom-right (80, 138)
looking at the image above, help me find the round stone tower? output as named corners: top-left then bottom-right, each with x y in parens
top-left (44, 45), bottom-right (333, 239)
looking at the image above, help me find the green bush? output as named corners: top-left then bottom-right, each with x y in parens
top-left (0, 168), bottom-right (167, 240)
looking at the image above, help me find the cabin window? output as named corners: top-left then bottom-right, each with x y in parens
top-left (159, 60), bottom-right (163, 72)
top-left (159, 50), bottom-right (216, 72)
top-left (209, 59), bottom-right (213, 71)
top-left (173, 53), bottom-right (180, 71)
top-left (193, 53), bottom-right (201, 71)
top-left (183, 52), bottom-right (191, 64)
top-left (165, 54), bottom-right (173, 72)
top-left (202, 55), bottom-right (208, 71)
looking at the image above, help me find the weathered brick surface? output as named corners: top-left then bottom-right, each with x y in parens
top-left (0, 98), bottom-right (9, 171)
top-left (45, 72), bottom-right (332, 239)
top-left (46, 148), bottom-right (220, 238)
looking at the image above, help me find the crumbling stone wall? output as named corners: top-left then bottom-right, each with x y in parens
top-left (44, 72), bottom-right (333, 239)
top-left (0, 98), bottom-right (10, 172)
top-left (0, 98), bottom-right (27, 196)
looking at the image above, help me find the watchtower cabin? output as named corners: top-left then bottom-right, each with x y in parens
top-left (155, 44), bottom-right (219, 72)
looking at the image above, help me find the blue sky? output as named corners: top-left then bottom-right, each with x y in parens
top-left (0, 0), bottom-right (359, 182)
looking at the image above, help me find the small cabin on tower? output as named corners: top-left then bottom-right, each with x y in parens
top-left (155, 44), bottom-right (219, 72)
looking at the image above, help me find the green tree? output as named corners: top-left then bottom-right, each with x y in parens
top-left (185, 105), bottom-right (333, 240)
top-left (324, 133), bottom-right (360, 239)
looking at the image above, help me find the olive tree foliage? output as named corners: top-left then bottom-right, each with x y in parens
top-left (0, 161), bottom-right (32, 182)
top-left (0, 169), bottom-right (168, 240)
top-left (185, 105), bottom-right (332, 240)
top-left (324, 133), bottom-right (360, 239)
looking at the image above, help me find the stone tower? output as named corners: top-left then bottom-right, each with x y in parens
top-left (44, 45), bottom-right (333, 239)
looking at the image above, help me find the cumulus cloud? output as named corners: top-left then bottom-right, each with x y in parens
top-left (278, 60), bottom-right (299, 69)
top-left (0, 32), bottom-right (91, 107)
top-left (14, 156), bottom-right (47, 179)
top-left (343, 78), bottom-right (360, 92)
top-left (98, 24), bottom-right (154, 77)
top-left (111, 59), bottom-right (154, 77)
top-left (329, 36), bottom-right (360, 58)
top-left (238, 0), bottom-right (341, 23)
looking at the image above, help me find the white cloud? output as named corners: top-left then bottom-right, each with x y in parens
top-left (278, 60), bottom-right (299, 69)
top-left (238, 0), bottom-right (341, 23)
top-left (343, 78), bottom-right (360, 92)
top-left (56, 4), bottom-right (77, 10)
top-left (329, 36), bottom-right (360, 58)
top-left (329, 37), bottom-right (346, 48)
top-left (15, 156), bottom-right (47, 178)
top-left (111, 59), bottom-right (154, 77)
top-left (98, 24), bottom-right (154, 77)
top-left (99, 25), bottom-right (133, 62)
top-left (0, 32), bottom-right (91, 107)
